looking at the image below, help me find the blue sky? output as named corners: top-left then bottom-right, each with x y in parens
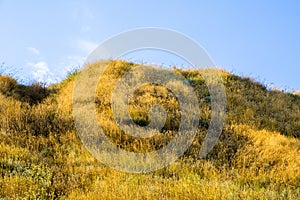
top-left (0, 0), bottom-right (299, 90)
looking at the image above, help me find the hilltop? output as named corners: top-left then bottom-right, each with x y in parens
top-left (0, 60), bottom-right (299, 199)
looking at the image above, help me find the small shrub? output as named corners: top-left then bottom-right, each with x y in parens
top-left (15, 82), bottom-right (49, 104)
top-left (0, 75), bottom-right (18, 96)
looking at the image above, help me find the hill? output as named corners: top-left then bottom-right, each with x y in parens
top-left (0, 60), bottom-right (299, 199)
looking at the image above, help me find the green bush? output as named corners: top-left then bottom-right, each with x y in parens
top-left (15, 82), bottom-right (50, 104)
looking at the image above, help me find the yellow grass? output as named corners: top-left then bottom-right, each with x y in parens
top-left (0, 60), bottom-right (299, 199)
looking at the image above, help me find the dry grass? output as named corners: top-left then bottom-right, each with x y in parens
top-left (0, 60), bottom-right (299, 199)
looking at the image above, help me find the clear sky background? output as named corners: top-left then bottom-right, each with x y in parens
top-left (0, 0), bottom-right (299, 90)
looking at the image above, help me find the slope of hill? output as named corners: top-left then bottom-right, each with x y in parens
top-left (0, 60), bottom-right (299, 199)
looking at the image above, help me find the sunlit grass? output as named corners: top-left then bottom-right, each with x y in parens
top-left (0, 60), bottom-right (299, 199)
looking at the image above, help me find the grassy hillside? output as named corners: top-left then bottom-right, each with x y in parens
top-left (0, 60), bottom-right (299, 199)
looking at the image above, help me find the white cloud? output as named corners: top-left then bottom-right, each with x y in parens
top-left (27, 47), bottom-right (40, 55)
top-left (76, 39), bottom-right (98, 54)
top-left (26, 61), bottom-right (54, 83)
